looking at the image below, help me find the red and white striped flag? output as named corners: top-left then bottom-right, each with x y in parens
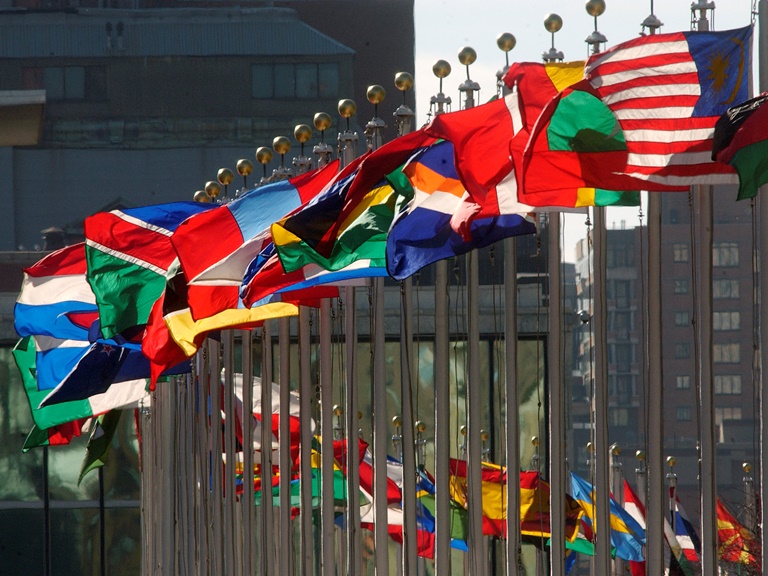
top-left (585, 26), bottom-right (752, 187)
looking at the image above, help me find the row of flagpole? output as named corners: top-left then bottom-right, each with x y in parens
top-left (133, 4), bottom-right (768, 576)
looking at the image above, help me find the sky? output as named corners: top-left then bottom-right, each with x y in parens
top-left (411, 0), bottom-right (758, 260)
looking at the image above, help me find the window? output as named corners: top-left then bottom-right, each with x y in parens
top-left (714, 375), bottom-right (742, 395)
top-left (675, 343), bottom-right (690, 358)
top-left (609, 408), bottom-right (629, 427)
top-left (713, 242), bottom-right (739, 267)
top-left (23, 66), bottom-right (106, 101)
top-left (676, 375), bottom-right (691, 389)
top-left (677, 406), bottom-right (692, 421)
top-left (713, 279), bottom-right (740, 299)
top-left (713, 343), bottom-right (740, 364)
top-left (674, 279), bottom-right (689, 294)
top-left (673, 243), bottom-right (689, 262)
top-left (713, 311), bottom-right (740, 331)
top-left (613, 311), bottom-right (632, 332)
top-left (252, 62), bottom-right (340, 99)
top-left (715, 406), bottom-right (742, 423)
top-left (675, 312), bottom-right (689, 326)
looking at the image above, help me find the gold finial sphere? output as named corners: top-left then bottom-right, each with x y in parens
top-left (392, 415), bottom-right (402, 427)
top-left (394, 72), bottom-right (414, 92)
top-left (458, 46), bottom-right (477, 66)
top-left (314, 112), bottom-right (332, 132)
top-left (217, 167), bottom-right (234, 186)
top-left (256, 146), bottom-right (273, 165)
top-left (338, 98), bottom-right (357, 119)
top-left (585, 0), bottom-right (606, 17)
top-left (480, 429), bottom-right (489, 442)
top-left (415, 421), bottom-right (426, 433)
top-left (496, 32), bottom-right (516, 52)
top-left (636, 450), bottom-right (646, 462)
top-left (432, 59), bottom-right (451, 79)
top-left (743, 462), bottom-right (752, 474)
top-left (236, 158), bottom-right (253, 177)
top-left (544, 13), bottom-right (563, 33)
top-left (294, 124), bottom-right (312, 144)
top-left (586, 441), bottom-right (594, 452)
top-left (460, 425), bottom-right (467, 436)
top-left (193, 189), bottom-right (211, 203)
top-left (333, 404), bottom-right (342, 417)
top-left (273, 136), bottom-right (291, 155)
top-left (205, 180), bottom-right (222, 198)
top-left (366, 84), bottom-right (386, 105)
top-left (531, 436), bottom-right (539, 447)
top-left (611, 443), bottom-right (621, 456)
top-left (667, 456), bottom-right (677, 468)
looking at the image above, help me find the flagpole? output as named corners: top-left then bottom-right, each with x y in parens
top-left (690, 6), bottom-right (718, 574)
top-left (646, 189), bottom-right (665, 574)
top-left (547, 211), bottom-right (566, 576)
top-left (279, 316), bottom-right (293, 576)
top-left (242, 329), bottom-right (255, 576)
top-left (609, 445), bottom-right (623, 576)
top-left (583, 4), bottom-right (612, 574)
top-left (223, 330), bottom-right (237, 575)
top-left (342, 96), bottom-right (362, 570)
top-left (261, 323), bottom-right (276, 576)
top-left (430, 59), bottom-right (454, 576)
top-left (457, 45), bottom-right (486, 576)
top-left (758, 1), bottom-right (768, 570)
top-left (299, 307), bottom-right (315, 576)
top-left (386, 79), bottom-right (419, 576)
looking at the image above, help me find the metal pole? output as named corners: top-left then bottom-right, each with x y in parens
top-left (345, 286), bottom-right (362, 576)
top-left (548, 214), bottom-right (566, 575)
top-left (592, 206), bottom-right (611, 576)
top-left (242, 330), bottom-right (254, 576)
top-left (43, 446), bottom-right (51, 576)
top-left (299, 308), bottom-right (315, 575)
top-left (504, 237), bottom-right (521, 576)
top-left (279, 317), bottom-right (294, 575)
top-left (373, 276), bottom-right (389, 576)
top-left (757, 1), bottom-right (768, 570)
top-left (609, 445), bottom-right (623, 576)
top-left (646, 193), bottom-right (665, 574)
top-left (319, 299), bottom-right (335, 576)
top-left (400, 279), bottom-right (418, 576)
top-left (261, 324), bottom-right (276, 576)
top-left (223, 330), bottom-right (237, 575)
top-left (433, 258), bottom-right (452, 573)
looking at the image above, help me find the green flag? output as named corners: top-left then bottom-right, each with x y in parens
top-left (78, 409), bottom-right (122, 485)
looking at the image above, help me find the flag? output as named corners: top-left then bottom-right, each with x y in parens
top-left (448, 459), bottom-right (583, 540)
top-left (503, 61), bottom-right (641, 208)
top-left (22, 419), bottom-right (87, 451)
top-left (14, 243), bottom-right (97, 341)
top-left (528, 25), bottom-right (752, 199)
top-left (672, 492), bottom-right (701, 568)
top-left (712, 92), bottom-right (768, 199)
top-left (160, 262), bottom-right (299, 357)
top-left (570, 472), bottom-right (646, 561)
top-left (39, 341), bottom-right (187, 407)
top-left (239, 242), bottom-right (375, 310)
top-left (585, 25), bottom-right (752, 187)
top-left (78, 409), bottom-right (122, 485)
top-left (85, 202), bottom-right (214, 339)
top-left (13, 336), bottom-right (150, 430)
top-left (386, 139), bottom-right (537, 280)
top-left (170, 161), bottom-right (339, 321)
top-left (716, 498), bottom-right (762, 574)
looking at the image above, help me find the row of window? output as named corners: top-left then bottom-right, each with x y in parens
top-left (675, 278), bottom-right (741, 297)
top-left (672, 241), bottom-right (740, 266)
top-left (21, 63), bottom-right (341, 101)
top-left (674, 311), bottom-right (741, 330)
top-left (674, 342), bottom-right (741, 362)
top-left (675, 374), bottom-right (743, 394)
top-left (676, 406), bottom-right (742, 422)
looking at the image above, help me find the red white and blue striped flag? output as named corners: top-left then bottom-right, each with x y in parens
top-left (585, 25), bottom-right (752, 187)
